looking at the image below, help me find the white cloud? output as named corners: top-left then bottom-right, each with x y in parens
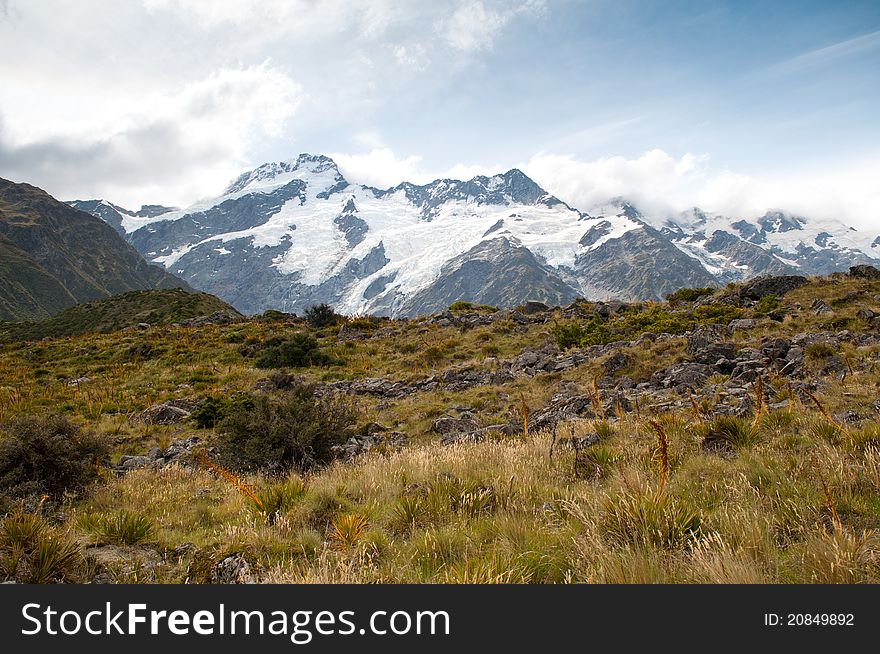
top-left (0, 63), bottom-right (301, 207)
top-left (436, 0), bottom-right (545, 53)
top-left (330, 146), bottom-right (501, 189)
top-left (437, 1), bottom-right (509, 53)
top-left (519, 149), bottom-right (880, 230)
top-left (330, 148), bottom-right (428, 189)
top-left (329, 145), bottom-right (880, 231)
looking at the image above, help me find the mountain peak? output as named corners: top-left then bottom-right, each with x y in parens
top-left (223, 153), bottom-right (343, 196)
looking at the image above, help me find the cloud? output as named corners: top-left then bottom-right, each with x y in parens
top-left (519, 149), bottom-right (880, 230)
top-left (330, 147), bottom-right (501, 189)
top-left (0, 63), bottom-right (301, 207)
top-left (329, 145), bottom-right (880, 231)
top-left (436, 0), bottom-right (544, 53)
top-left (766, 28), bottom-right (880, 76)
top-left (330, 148), bottom-right (428, 189)
top-left (520, 150), bottom-right (709, 213)
top-left (436, 1), bottom-right (509, 53)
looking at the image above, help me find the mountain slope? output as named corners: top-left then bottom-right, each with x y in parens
top-left (0, 287), bottom-right (239, 341)
top-left (647, 207), bottom-right (879, 281)
top-left (0, 178), bottom-right (189, 321)
top-left (73, 155), bottom-right (880, 317)
top-left (75, 155), bottom-right (709, 316)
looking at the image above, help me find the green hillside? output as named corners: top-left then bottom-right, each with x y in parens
top-left (0, 288), bottom-right (239, 341)
top-left (0, 177), bottom-right (188, 321)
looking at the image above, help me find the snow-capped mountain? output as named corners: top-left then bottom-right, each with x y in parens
top-left (71, 154), bottom-right (880, 316)
top-left (644, 207), bottom-right (880, 283)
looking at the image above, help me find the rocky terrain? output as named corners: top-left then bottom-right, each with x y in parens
top-left (2, 268), bottom-right (880, 584)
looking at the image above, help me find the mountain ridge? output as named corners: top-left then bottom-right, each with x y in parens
top-left (69, 154), bottom-right (880, 317)
top-left (0, 178), bottom-right (190, 321)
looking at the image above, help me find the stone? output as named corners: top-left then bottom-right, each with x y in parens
top-left (211, 553), bottom-right (254, 584)
top-left (848, 264), bottom-right (880, 280)
top-left (136, 403), bottom-right (191, 425)
top-left (739, 275), bottom-right (808, 301)
top-left (811, 298), bottom-right (834, 315)
top-left (117, 455), bottom-right (152, 470)
top-left (430, 415), bottom-right (480, 435)
top-left (728, 318), bottom-right (757, 330)
top-left (602, 351), bottom-right (629, 375)
top-left (660, 362), bottom-right (713, 389)
top-left (522, 300), bottom-right (551, 315)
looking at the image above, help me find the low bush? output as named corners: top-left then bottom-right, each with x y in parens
top-left (600, 492), bottom-right (702, 549)
top-left (304, 303), bottom-right (341, 328)
top-left (0, 510), bottom-right (84, 583)
top-left (216, 383), bottom-right (357, 474)
top-left (705, 415), bottom-right (761, 449)
top-left (0, 415), bottom-right (108, 505)
top-left (98, 511), bottom-right (155, 545)
top-left (254, 333), bottom-right (341, 369)
top-left (753, 294), bottom-right (780, 315)
top-left (665, 287), bottom-right (716, 303)
top-left (191, 394), bottom-right (255, 429)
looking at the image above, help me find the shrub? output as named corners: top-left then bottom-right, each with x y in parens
top-left (329, 513), bottom-right (369, 550)
top-left (805, 342), bottom-right (836, 360)
top-left (600, 492), bottom-right (702, 549)
top-left (0, 415), bottom-right (108, 504)
top-left (625, 306), bottom-right (692, 335)
top-left (665, 287), bottom-right (716, 303)
top-left (0, 510), bottom-right (83, 583)
top-left (98, 511), bottom-right (155, 545)
top-left (552, 318), bottom-right (610, 349)
top-left (753, 294), bottom-right (780, 315)
top-left (216, 384), bottom-right (356, 474)
top-left (705, 415), bottom-right (761, 449)
top-left (448, 301), bottom-right (474, 311)
top-left (693, 304), bottom-right (745, 324)
top-left (253, 478), bottom-right (308, 524)
top-left (304, 303), bottom-right (341, 328)
top-left (191, 394), bottom-right (255, 429)
top-left (260, 309), bottom-right (295, 321)
top-left (254, 333), bottom-right (340, 369)
top-left (423, 345), bottom-right (446, 366)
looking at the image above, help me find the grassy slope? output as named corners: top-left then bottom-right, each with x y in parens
top-left (0, 178), bottom-right (189, 321)
top-left (1, 273), bottom-right (879, 583)
top-left (0, 288), bottom-right (239, 341)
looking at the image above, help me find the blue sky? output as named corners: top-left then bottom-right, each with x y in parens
top-left (0, 0), bottom-right (878, 226)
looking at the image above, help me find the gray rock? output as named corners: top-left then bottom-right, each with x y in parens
top-left (118, 455), bottom-right (152, 470)
top-left (811, 298), bottom-right (834, 314)
top-left (136, 403), bottom-right (191, 425)
top-left (848, 264), bottom-right (880, 280)
top-left (739, 275), bottom-right (807, 301)
top-left (522, 300), bottom-right (551, 315)
top-left (603, 351), bottom-right (629, 375)
top-left (211, 554), bottom-right (254, 584)
top-left (430, 415), bottom-right (480, 435)
top-left (659, 362), bottom-right (713, 389)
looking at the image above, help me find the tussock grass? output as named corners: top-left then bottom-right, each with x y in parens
top-left (3, 273), bottom-right (880, 583)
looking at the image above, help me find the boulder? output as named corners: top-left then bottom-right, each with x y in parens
top-left (211, 553), bottom-right (255, 584)
top-left (848, 265), bottom-right (880, 280)
top-left (738, 275), bottom-right (807, 301)
top-left (522, 300), bottom-right (551, 315)
top-left (602, 351), bottom-right (629, 375)
top-left (136, 403), bottom-right (191, 425)
top-left (430, 414), bottom-right (480, 435)
top-left (811, 299), bottom-right (834, 315)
